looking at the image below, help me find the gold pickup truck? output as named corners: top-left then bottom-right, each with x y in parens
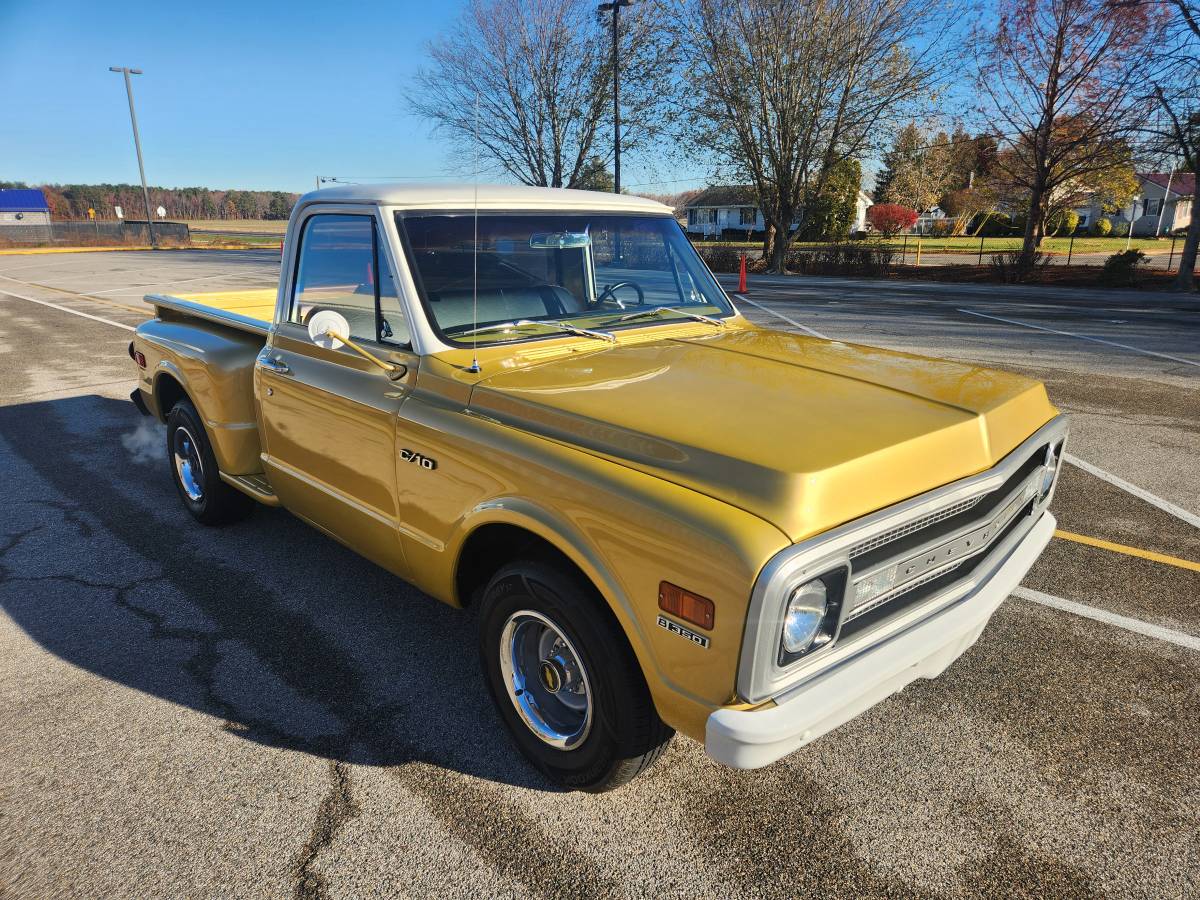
top-left (130, 184), bottom-right (1066, 791)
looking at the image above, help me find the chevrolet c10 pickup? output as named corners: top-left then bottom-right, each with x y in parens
top-left (130, 184), bottom-right (1066, 791)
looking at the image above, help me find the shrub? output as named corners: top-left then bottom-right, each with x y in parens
top-left (1046, 209), bottom-right (1080, 236)
top-left (989, 249), bottom-right (1051, 283)
top-left (866, 203), bottom-right (918, 236)
top-left (1091, 218), bottom-right (1112, 237)
top-left (972, 212), bottom-right (1015, 237)
top-left (696, 243), bottom-right (744, 273)
top-left (929, 219), bottom-right (955, 237)
top-left (1100, 249), bottom-right (1148, 286)
top-left (786, 242), bottom-right (896, 276)
top-left (1110, 220), bottom-right (1131, 238)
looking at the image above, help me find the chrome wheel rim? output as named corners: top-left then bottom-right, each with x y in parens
top-left (172, 426), bottom-right (204, 502)
top-left (499, 610), bottom-right (593, 749)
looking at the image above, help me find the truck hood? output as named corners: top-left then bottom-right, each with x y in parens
top-left (469, 326), bottom-right (1057, 540)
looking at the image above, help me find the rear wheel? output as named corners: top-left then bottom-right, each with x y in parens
top-left (479, 559), bottom-right (673, 792)
top-left (166, 399), bottom-right (255, 526)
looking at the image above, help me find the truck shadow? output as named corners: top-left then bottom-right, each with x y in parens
top-left (0, 394), bottom-right (555, 791)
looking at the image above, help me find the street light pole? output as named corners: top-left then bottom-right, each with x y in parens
top-left (598, 1), bottom-right (631, 194)
top-left (109, 66), bottom-right (156, 248)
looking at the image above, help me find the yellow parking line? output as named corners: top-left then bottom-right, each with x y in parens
top-left (1054, 530), bottom-right (1200, 573)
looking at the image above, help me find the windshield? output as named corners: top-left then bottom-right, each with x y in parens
top-left (396, 212), bottom-right (734, 345)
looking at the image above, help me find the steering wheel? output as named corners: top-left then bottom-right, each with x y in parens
top-left (595, 280), bottom-right (645, 308)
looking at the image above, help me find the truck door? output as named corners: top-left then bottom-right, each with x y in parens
top-left (257, 210), bottom-right (418, 577)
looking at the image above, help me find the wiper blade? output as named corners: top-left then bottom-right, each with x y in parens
top-left (610, 306), bottom-right (725, 328)
top-left (454, 319), bottom-right (616, 343)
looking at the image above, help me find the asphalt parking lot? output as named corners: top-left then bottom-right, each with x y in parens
top-left (1, 250), bottom-right (1197, 898)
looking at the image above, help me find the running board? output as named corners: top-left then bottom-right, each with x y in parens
top-left (220, 472), bottom-right (280, 506)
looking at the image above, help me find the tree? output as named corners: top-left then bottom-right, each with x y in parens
top-left (1138, 0), bottom-right (1200, 289)
top-left (573, 156), bottom-right (615, 192)
top-left (877, 124), bottom-right (955, 212)
top-left (797, 158), bottom-right (862, 240)
top-left (975, 0), bottom-right (1163, 270)
top-left (867, 203), bottom-right (919, 235)
top-left (673, 0), bottom-right (957, 272)
top-left (409, 0), bottom-right (673, 189)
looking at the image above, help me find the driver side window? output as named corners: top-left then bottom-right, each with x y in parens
top-left (290, 213), bottom-right (410, 346)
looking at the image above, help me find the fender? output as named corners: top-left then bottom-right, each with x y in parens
top-left (449, 497), bottom-right (721, 740)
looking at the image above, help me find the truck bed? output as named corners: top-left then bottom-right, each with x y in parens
top-left (144, 289), bottom-right (276, 335)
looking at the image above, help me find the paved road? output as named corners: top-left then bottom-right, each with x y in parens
top-left (1, 251), bottom-right (1197, 898)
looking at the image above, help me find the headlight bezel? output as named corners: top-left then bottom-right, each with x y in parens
top-left (777, 568), bottom-right (848, 666)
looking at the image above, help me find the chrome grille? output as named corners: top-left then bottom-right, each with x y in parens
top-left (849, 561), bottom-right (966, 619)
top-left (843, 454), bottom-right (1047, 624)
top-left (848, 495), bottom-right (983, 559)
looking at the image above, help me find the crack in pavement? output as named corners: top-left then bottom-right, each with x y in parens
top-left (291, 762), bottom-right (361, 900)
top-left (0, 402), bottom-right (624, 898)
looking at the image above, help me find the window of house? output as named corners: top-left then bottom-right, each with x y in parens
top-left (290, 213), bottom-right (410, 346)
top-left (739, 207), bottom-right (757, 226)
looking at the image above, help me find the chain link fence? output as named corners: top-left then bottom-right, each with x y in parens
top-left (0, 220), bottom-right (191, 247)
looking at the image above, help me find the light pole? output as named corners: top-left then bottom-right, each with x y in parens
top-left (109, 66), bottom-right (156, 248)
top-left (598, 0), bottom-right (631, 194)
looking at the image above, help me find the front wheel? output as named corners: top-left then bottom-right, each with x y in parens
top-left (479, 559), bottom-right (673, 792)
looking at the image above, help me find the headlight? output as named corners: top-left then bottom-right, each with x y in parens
top-left (1039, 442), bottom-right (1062, 499)
top-left (782, 579), bottom-right (828, 653)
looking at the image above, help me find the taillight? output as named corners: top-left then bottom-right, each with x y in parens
top-left (658, 582), bottom-right (715, 630)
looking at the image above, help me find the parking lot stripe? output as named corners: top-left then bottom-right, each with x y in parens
top-left (958, 308), bottom-right (1200, 369)
top-left (0, 273), bottom-right (148, 315)
top-left (1053, 529), bottom-right (1200, 572)
top-left (1013, 587), bottom-right (1200, 651)
top-left (1063, 453), bottom-right (1200, 528)
top-left (732, 293), bottom-right (831, 339)
top-left (0, 289), bottom-right (135, 332)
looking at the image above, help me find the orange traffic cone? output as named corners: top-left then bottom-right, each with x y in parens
top-left (738, 251), bottom-right (748, 293)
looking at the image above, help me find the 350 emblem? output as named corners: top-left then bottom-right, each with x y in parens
top-left (656, 614), bottom-right (710, 649)
top-left (400, 449), bottom-right (437, 470)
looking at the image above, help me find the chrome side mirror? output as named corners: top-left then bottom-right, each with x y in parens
top-left (307, 309), bottom-right (404, 380)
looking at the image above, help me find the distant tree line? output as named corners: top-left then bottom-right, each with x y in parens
top-left (0, 181), bottom-right (298, 222)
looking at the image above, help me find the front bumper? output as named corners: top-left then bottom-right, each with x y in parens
top-left (705, 509), bottom-right (1055, 769)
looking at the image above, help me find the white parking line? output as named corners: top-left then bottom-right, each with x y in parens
top-left (88, 271), bottom-right (260, 295)
top-left (958, 308), bottom-right (1200, 369)
top-left (1014, 587), bottom-right (1200, 651)
top-left (1063, 453), bottom-right (1200, 528)
top-left (0, 288), bottom-right (135, 332)
top-left (732, 293), bottom-right (830, 339)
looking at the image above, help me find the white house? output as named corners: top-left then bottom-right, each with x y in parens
top-left (684, 185), bottom-right (874, 238)
top-left (1072, 172), bottom-right (1193, 236)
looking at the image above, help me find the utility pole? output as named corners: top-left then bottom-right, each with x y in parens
top-left (598, 1), bottom-right (631, 194)
top-left (109, 67), bottom-right (156, 248)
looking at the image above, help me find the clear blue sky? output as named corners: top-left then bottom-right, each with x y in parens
top-left (0, 1), bottom-right (511, 193)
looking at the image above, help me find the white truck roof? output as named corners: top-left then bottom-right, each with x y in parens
top-left (300, 182), bottom-right (672, 213)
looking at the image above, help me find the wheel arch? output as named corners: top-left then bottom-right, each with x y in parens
top-left (153, 365), bottom-right (190, 422)
top-left (452, 500), bottom-right (657, 688)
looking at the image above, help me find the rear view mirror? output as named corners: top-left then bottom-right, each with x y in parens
top-left (529, 232), bottom-right (591, 250)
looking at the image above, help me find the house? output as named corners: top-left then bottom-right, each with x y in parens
top-left (1073, 172), bottom-right (1193, 236)
top-left (683, 184), bottom-right (874, 238)
top-left (0, 188), bottom-right (50, 226)
top-left (684, 186), bottom-right (763, 238)
top-left (912, 205), bottom-right (947, 234)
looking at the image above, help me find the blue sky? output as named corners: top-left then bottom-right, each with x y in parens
top-left (2, 0), bottom-right (632, 193)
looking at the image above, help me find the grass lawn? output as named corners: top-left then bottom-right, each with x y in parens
top-left (695, 235), bottom-right (1179, 255)
top-left (183, 219), bottom-right (288, 233)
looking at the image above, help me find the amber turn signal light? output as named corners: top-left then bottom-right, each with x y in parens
top-left (658, 582), bottom-right (715, 630)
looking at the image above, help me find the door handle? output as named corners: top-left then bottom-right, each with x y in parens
top-left (257, 353), bottom-right (292, 376)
